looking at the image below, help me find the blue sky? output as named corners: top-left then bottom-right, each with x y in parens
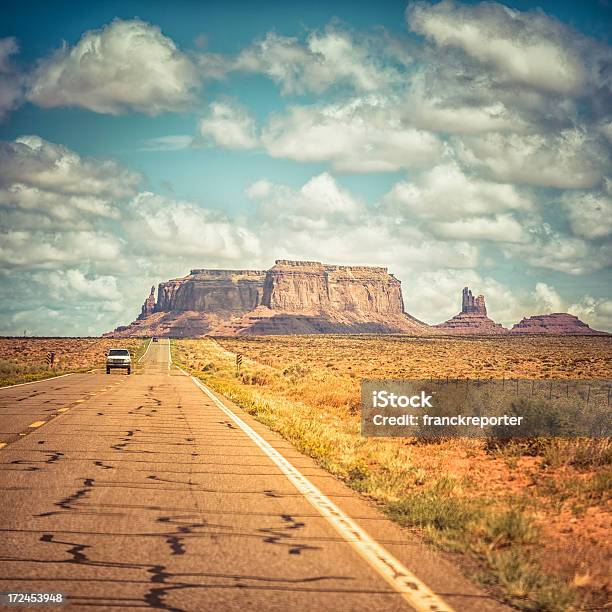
top-left (0, 0), bottom-right (611, 334)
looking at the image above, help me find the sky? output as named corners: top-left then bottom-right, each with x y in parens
top-left (0, 0), bottom-right (611, 335)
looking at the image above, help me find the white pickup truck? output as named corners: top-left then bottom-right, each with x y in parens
top-left (106, 348), bottom-right (132, 375)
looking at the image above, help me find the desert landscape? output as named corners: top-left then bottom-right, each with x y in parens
top-left (174, 334), bottom-right (611, 611)
top-left (1, 1), bottom-right (610, 610)
top-left (0, 338), bottom-right (145, 387)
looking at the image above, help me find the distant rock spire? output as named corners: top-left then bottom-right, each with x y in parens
top-left (137, 285), bottom-right (156, 320)
top-left (461, 287), bottom-right (487, 315)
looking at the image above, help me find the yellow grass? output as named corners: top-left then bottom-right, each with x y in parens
top-left (174, 335), bottom-right (611, 612)
top-left (0, 337), bottom-right (146, 386)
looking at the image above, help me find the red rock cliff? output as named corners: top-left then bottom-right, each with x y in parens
top-left (108, 260), bottom-right (429, 337)
top-left (154, 269), bottom-right (266, 314)
top-left (261, 260), bottom-right (405, 315)
top-left (510, 313), bottom-right (608, 335)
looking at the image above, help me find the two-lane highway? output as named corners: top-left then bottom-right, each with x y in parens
top-left (0, 339), bottom-right (506, 611)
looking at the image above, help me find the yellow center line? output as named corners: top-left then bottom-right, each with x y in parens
top-left (75, 399), bottom-right (85, 403)
top-left (57, 408), bottom-right (70, 413)
top-left (29, 421), bottom-right (46, 428)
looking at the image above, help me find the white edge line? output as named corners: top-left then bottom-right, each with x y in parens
top-left (0, 372), bottom-right (75, 390)
top-left (168, 339), bottom-right (172, 370)
top-left (137, 338), bottom-right (153, 363)
top-left (184, 368), bottom-right (455, 612)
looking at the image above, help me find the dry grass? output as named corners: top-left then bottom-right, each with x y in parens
top-left (0, 337), bottom-right (146, 386)
top-left (174, 335), bottom-right (611, 611)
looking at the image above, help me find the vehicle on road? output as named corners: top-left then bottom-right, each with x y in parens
top-left (106, 348), bottom-right (132, 375)
top-left (152, 337), bottom-right (158, 342)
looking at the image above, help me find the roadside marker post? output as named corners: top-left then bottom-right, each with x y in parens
top-left (236, 353), bottom-right (243, 375)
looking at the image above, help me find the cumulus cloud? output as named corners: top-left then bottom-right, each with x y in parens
top-left (456, 129), bottom-right (610, 189)
top-left (407, 0), bottom-right (609, 97)
top-left (562, 181), bottom-right (612, 239)
top-left (262, 96), bottom-right (442, 172)
top-left (0, 230), bottom-right (121, 268)
top-left (247, 173), bottom-right (478, 270)
top-left (0, 135), bottom-right (140, 238)
top-left (206, 26), bottom-right (410, 95)
top-left (383, 162), bottom-right (530, 221)
top-left (197, 100), bottom-right (259, 149)
top-left (0, 136), bottom-right (141, 198)
top-left (0, 37), bottom-right (23, 119)
top-left (126, 192), bottom-right (260, 260)
top-left (42, 269), bottom-right (121, 301)
top-left (568, 296), bottom-right (612, 332)
top-left (0, 136), bottom-right (139, 276)
top-left (405, 88), bottom-right (520, 134)
top-left (27, 19), bottom-right (200, 115)
top-left (429, 215), bottom-right (526, 243)
top-left (248, 172), bottom-right (365, 229)
top-left (532, 282), bottom-right (564, 313)
top-left (505, 227), bottom-right (612, 275)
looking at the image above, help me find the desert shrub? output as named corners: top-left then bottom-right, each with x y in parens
top-left (387, 477), bottom-right (479, 531)
top-left (485, 549), bottom-right (575, 611)
top-left (282, 363), bottom-right (312, 380)
top-left (484, 508), bottom-right (539, 548)
top-left (541, 438), bottom-right (612, 468)
top-left (487, 398), bottom-right (585, 457)
top-left (240, 370), bottom-right (274, 386)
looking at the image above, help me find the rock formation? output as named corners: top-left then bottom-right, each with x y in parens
top-left (435, 287), bottom-right (508, 334)
top-left (138, 286), bottom-right (156, 320)
top-left (461, 287), bottom-right (487, 316)
top-left (510, 313), bottom-right (609, 335)
top-left (108, 260), bottom-right (431, 337)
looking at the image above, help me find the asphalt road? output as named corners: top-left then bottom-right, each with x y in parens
top-left (0, 339), bottom-right (508, 611)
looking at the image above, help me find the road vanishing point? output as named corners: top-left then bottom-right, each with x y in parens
top-left (0, 339), bottom-right (508, 611)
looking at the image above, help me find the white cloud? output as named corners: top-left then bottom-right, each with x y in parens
top-left (383, 162), bottom-right (530, 221)
top-left (532, 282), bottom-right (564, 313)
top-left (245, 179), bottom-right (272, 200)
top-left (126, 192), bottom-right (260, 260)
top-left (228, 27), bottom-right (409, 94)
top-left (198, 100), bottom-right (258, 149)
top-left (430, 215), bottom-right (526, 243)
top-left (247, 173), bottom-right (478, 270)
top-left (261, 96), bottom-right (443, 172)
top-left (141, 135), bottom-right (193, 151)
top-left (456, 129), bottom-right (610, 189)
top-left (0, 135), bottom-right (141, 199)
top-left (27, 19), bottom-right (200, 115)
top-left (0, 136), bottom-right (138, 269)
top-left (601, 122), bottom-right (612, 144)
top-left (0, 37), bottom-right (23, 120)
top-left (0, 135), bottom-right (140, 237)
top-left (568, 296), bottom-right (612, 332)
top-left (0, 230), bottom-right (121, 268)
top-left (249, 172), bottom-right (365, 229)
top-left (505, 227), bottom-right (612, 275)
top-left (562, 183), bottom-right (612, 239)
top-left (407, 1), bottom-right (606, 96)
top-left (42, 269), bottom-right (121, 301)
top-left (402, 73), bottom-right (524, 134)
top-left (0, 184), bottom-right (119, 224)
